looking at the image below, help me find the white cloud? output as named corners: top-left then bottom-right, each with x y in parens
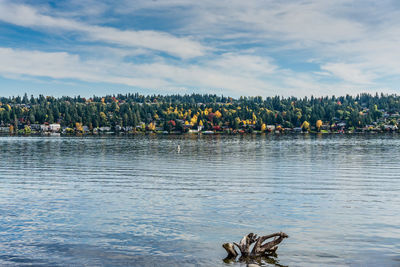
top-left (0, 46), bottom-right (394, 98)
top-left (208, 53), bottom-right (276, 76)
top-left (0, 47), bottom-right (165, 87)
top-left (115, 0), bottom-right (366, 44)
top-left (321, 63), bottom-right (375, 85)
top-left (0, 0), bottom-right (206, 59)
top-left (0, 47), bottom-right (288, 96)
top-left (111, 0), bottom-right (400, 90)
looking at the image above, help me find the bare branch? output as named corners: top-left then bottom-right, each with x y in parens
top-left (251, 232), bottom-right (288, 256)
top-left (223, 232), bottom-right (288, 259)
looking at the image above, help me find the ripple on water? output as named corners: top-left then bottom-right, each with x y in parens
top-left (0, 134), bottom-right (399, 266)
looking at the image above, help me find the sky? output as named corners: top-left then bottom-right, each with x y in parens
top-left (0, 0), bottom-right (400, 97)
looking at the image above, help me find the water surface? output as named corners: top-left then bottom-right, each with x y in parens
top-left (0, 134), bottom-right (399, 266)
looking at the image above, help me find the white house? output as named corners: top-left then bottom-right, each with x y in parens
top-left (266, 125), bottom-right (276, 131)
top-left (0, 127), bottom-right (9, 133)
top-left (40, 124), bottom-right (49, 132)
top-left (49, 124), bottom-right (61, 132)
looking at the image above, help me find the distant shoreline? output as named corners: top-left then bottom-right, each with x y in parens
top-left (1, 93), bottom-right (400, 137)
top-left (1, 131), bottom-right (398, 137)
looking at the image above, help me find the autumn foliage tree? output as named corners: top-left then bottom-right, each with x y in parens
top-left (301, 121), bottom-right (310, 132)
top-left (316, 120), bottom-right (323, 131)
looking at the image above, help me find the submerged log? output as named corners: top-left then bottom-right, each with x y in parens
top-left (223, 232), bottom-right (288, 259)
top-left (234, 233), bottom-right (257, 257)
top-left (222, 243), bottom-right (238, 258)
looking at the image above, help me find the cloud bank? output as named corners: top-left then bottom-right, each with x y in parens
top-left (0, 0), bottom-right (399, 97)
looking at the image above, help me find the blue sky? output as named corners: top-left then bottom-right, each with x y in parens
top-left (0, 0), bottom-right (400, 97)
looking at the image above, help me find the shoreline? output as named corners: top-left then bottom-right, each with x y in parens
top-left (1, 130), bottom-right (398, 137)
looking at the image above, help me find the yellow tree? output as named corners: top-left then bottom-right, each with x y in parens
top-left (301, 121), bottom-right (310, 131)
top-left (316, 120), bottom-right (322, 130)
top-left (100, 112), bottom-right (107, 123)
top-left (190, 115), bottom-right (198, 125)
top-left (235, 117), bottom-right (241, 125)
top-left (75, 123), bottom-right (83, 132)
top-left (148, 122), bottom-right (156, 131)
top-left (24, 125), bottom-right (31, 134)
top-left (261, 123), bottom-right (267, 132)
top-left (252, 113), bottom-right (257, 122)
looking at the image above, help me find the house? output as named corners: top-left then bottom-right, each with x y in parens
top-left (0, 127), bottom-right (9, 133)
top-left (40, 124), bottom-right (49, 132)
top-left (49, 124), bottom-right (61, 132)
top-left (183, 123), bottom-right (192, 129)
top-left (99, 126), bottom-right (111, 132)
top-left (321, 124), bottom-right (330, 131)
top-left (383, 125), bottom-right (398, 131)
top-left (30, 124), bottom-right (41, 131)
top-left (266, 125), bottom-right (275, 132)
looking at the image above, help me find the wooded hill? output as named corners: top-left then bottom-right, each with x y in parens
top-left (1, 93), bottom-right (399, 132)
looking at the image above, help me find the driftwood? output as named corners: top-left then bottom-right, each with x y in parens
top-left (223, 232), bottom-right (288, 261)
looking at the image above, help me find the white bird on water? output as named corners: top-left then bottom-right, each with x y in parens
top-left (177, 145), bottom-right (181, 153)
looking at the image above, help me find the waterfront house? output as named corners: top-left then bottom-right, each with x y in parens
top-left (40, 124), bottom-right (49, 132)
top-left (99, 126), bottom-right (111, 132)
top-left (30, 124), bottom-right (41, 131)
top-left (266, 125), bottom-right (275, 132)
top-left (0, 127), bottom-right (9, 133)
top-left (49, 124), bottom-right (61, 132)
top-left (321, 124), bottom-right (330, 131)
top-left (383, 125), bottom-right (398, 131)
top-left (124, 126), bottom-right (134, 132)
top-left (82, 126), bottom-right (90, 132)
top-left (183, 123), bottom-right (193, 130)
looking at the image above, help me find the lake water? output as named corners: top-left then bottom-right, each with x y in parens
top-left (0, 134), bottom-right (399, 266)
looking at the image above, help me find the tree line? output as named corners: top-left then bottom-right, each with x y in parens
top-left (0, 92), bottom-right (399, 131)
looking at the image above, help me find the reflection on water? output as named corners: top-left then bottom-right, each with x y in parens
top-left (0, 134), bottom-right (399, 266)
